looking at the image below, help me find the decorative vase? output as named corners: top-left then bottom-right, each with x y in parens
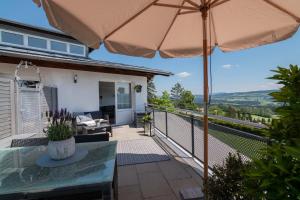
top-left (48, 136), bottom-right (75, 160)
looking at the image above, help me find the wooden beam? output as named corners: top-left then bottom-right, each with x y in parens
top-left (263, 0), bottom-right (300, 23)
top-left (104, 0), bottom-right (159, 40)
top-left (153, 3), bottom-right (199, 11)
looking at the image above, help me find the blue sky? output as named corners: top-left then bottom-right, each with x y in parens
top-left (1, 0), bottom-right (299, 95)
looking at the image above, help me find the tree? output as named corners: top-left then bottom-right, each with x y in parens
top-left (226, 106), bottom-right (237, 118)
top-left (177, 90), bottom-right (197, 110)
top-left (171, 83), bottom-right (184, 106)
top-left (152, 90), bottom-right (174, 111)
top-left (245, 65), bottom-right (300, 199)
top-left (147, 78), bottom-right (157, 103)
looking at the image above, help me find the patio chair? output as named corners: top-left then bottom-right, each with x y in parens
top-left (10, 133), bottom-right (110, 147)
top-left (73, 111), bottom-right (109, 134)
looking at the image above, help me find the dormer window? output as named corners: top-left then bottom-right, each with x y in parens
top-left (28, 36), bottom-right (47, 49)
top-left (50, 40), bottom-right (67, 52)
top-left (70, 44), bottom-right (84, 55)
top-left (1, 31), bottom-right (24, 45)
top-left (0, 28), bottom-right (86, 57)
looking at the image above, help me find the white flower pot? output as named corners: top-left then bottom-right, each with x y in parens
top-left (48, 137), bottom-right (75, 160)
top-left (144, 122), bottom-right (151, 134)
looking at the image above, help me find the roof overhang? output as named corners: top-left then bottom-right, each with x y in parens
top-left (0, 48), bottom-right (173, 79)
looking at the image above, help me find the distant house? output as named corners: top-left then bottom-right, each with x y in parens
top-left (0, 18), bottom-right (172, 139)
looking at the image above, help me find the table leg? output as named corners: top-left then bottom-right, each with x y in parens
top-left (102, 185), bottom-right (112, 200)
top-left (113, 161), bottom-right (118, 200)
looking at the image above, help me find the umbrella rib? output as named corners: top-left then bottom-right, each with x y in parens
top-left (104, 0), bottom-right (159, 40)
top-left (185, 0), bottom-right (201, 8)
top-left (263, 0), bottom-right (300, 23)
top-left (178, 10), bottom-right (199, 15)
top-left (153, 3), bottom-right (199, 11)
top-left (157, 0), bottom-right (186, 50)
top-left (210, 0), bottom-right (231, 8)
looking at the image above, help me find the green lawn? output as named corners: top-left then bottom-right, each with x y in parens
top-left (209, 129), bottom-right (266, 159)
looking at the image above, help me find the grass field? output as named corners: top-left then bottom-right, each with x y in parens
top-left (209, 129), bottom-right (267, 159)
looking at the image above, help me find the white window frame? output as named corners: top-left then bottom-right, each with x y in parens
top-left (0, 28), bottom-right (87, 57)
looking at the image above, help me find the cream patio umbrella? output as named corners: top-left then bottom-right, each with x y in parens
top-left (34, 0), bottom-right (300, 189)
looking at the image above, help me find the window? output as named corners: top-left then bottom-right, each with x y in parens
top-left (0, 29), bottom-right (87, 57)
top-left (117, 83), bottom-right (131, 109)
top-left (28, 36), bottom-right (47, 49)
top-left (70, 44), bottom-right (84, 55)
top-left (1, 31), bottom-right (24, 45)
top-left (50, 40), bottom-right (67, 52)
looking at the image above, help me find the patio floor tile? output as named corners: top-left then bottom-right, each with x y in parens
top-left (136, 162), bottom-right (160, 174)
top-left (184, 166), bottom-right (204, 186)
top-left (144, 194), bottom-right (178, 200)
top-left (158, 160), bottom-right (191, 181)
top-left (138, 171), bottom-right (173, 198)
top-left (168, 178), bottom-right (200, 200)
top-left (118, 165), bottom-right (139, 187)
top-left (118, 185), bottom-right (143, 200)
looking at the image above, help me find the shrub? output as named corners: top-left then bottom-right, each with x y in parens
top-left (142, 114), bottom-right (152, 123)
top-left (209, 118), bottom-right (267, 136)
top-left (207, 153), bottom-right (251, 200)
top-left (245, 65), bottom-right (300, 199)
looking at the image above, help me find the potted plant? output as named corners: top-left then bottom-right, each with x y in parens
top-left (134, 84), bottom-right (142, 93)
top-left (46, 109), bottom-right (75, 160)
top-left (142, 114), bottom-right (152, 135)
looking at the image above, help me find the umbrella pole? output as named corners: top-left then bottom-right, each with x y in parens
top-left (202, 6), bottom-right (209, 198)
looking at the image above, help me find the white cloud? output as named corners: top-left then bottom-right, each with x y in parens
top-left (176, 72), bottom-right (191, 78)
top-left (221, 64), bottom-right (239, 69)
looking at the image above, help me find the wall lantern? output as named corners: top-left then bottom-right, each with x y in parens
top-left (74, 74), bottom-right (78, 83)
top-left (134, 84), bottom-right (142, 93)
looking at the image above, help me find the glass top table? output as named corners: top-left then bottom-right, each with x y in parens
top-left (0, 141), bottom-right (117, 200)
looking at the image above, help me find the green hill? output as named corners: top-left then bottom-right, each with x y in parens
top-left (195, 90), bottom-right (279, 107)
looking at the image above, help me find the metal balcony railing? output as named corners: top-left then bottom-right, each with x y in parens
top-left (147, 105), bottom-right (269, 168)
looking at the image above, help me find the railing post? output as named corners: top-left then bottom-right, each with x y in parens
top-left (191, 115), bottom-right (195, 156)
top-left (152, 107), bottom-right (155, 127)
top-left (165, 109), bottom-right (168, 137)
top-left (152, 107), bottom-right (155, 136)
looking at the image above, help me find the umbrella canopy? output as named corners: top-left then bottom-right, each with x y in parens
top-left (34, 0), bottom-right (300, 193)
top-left (34, 0), bottom-right (300, 58)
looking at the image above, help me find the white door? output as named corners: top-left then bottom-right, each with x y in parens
top-left (116, 82), bottom-right (133, 125)
top-left (18, 88), bottom-right (42, 135)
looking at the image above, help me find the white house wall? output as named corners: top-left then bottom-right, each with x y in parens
top-left (0, 63), bottom-right (148, 122)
